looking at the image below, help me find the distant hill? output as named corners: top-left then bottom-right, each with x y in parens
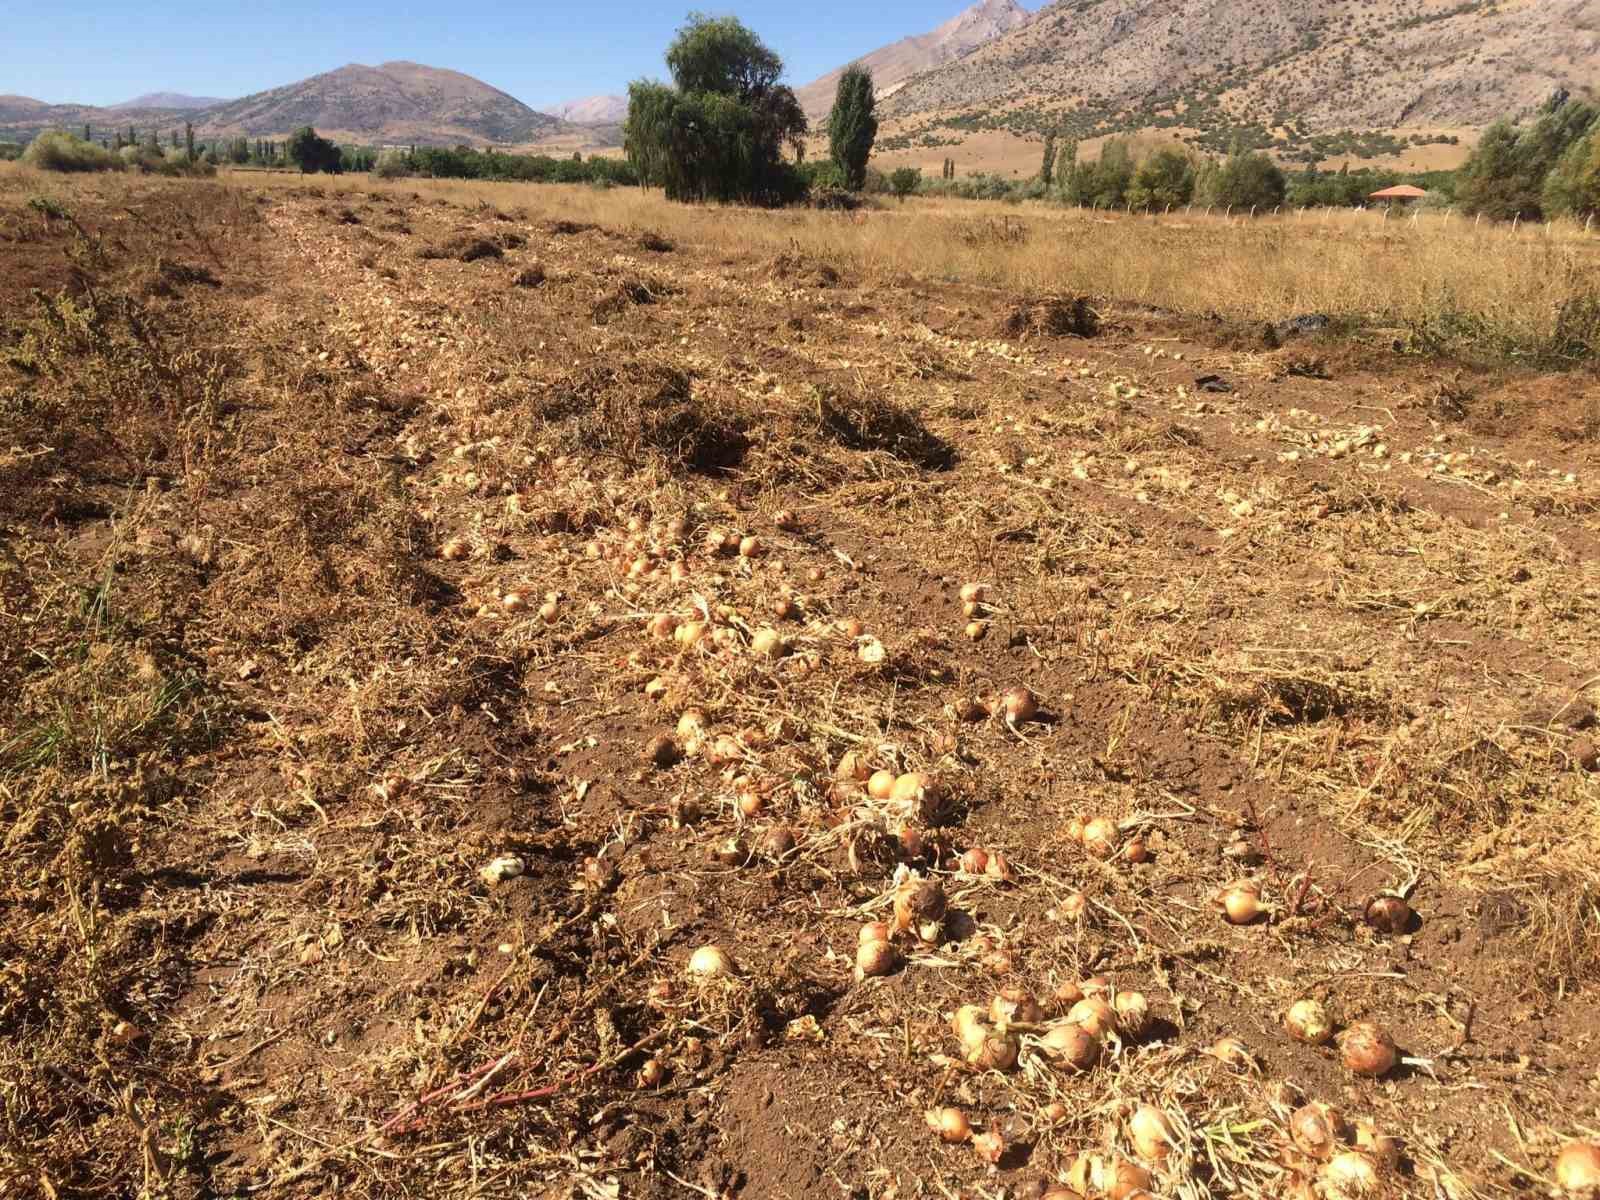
top-left (110, 92), bottom-right (228, 111)
top-left (795, 0), bottom-right (1032, 120)
top-left (877, 0), bottom-right (1600, 160)
top-left (194, 61), bottom-right (564, 145)
top-left (546, 94), bottom-right (627, 124)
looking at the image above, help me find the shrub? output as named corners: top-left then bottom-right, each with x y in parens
top-left (889, 167), bottom-right (921, 200)
top-left (21, 131), bottom-right (123, 173)
top-left (373, 149), bottom-right (410, 179)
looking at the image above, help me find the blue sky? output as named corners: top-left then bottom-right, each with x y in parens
top-left (5, 0), bottom-right (1007, 109)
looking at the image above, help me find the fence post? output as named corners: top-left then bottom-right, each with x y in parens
top-left (1512, 215), bottom-right (1520, 235)
top-left (1588, 214), bottom-right (1595, 235)
top-left (1272, 205), bottom-right (1280, 216)
top-left (1474, 213), bottom-right (1482, 230)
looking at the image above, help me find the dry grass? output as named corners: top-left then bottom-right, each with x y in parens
top-left (1, 164), bottom-right (1597, 1200)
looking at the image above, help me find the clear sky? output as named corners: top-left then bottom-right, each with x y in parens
top-left (5, 0), bottom-right (1008, 109)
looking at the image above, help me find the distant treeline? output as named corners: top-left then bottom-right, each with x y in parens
top-left (372, 145), bottom-right (638, 185)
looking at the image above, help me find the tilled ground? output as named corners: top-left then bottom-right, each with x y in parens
top-left (3, 173), bottom-right (1599, 1200)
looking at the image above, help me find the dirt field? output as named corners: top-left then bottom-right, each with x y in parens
top-left (3, 167), bottom-right (1599, 1200)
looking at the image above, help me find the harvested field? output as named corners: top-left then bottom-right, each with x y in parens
top-left (3, 166), bottom-right (1599, 1200)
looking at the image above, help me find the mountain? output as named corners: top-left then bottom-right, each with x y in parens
top-left (111, 92), bottom-right (229, 111)
top-left (795, 0), bottom-right (1033, 119)
top-left (195, 61), bottom-right (565, 145)
top-left (879, 0), bottom-right (1600, 158)
top-left (0, 94), bottom-right (199, 142)
top-left (546, 95), bottom-right (627, 124)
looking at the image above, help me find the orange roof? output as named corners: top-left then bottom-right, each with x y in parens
top-left (1369, 185), bottom-right (1427, 199)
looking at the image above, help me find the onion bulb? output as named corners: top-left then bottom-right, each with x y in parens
top-left (759, 825), bottom-right (796, 859)
top-left (1127, 1103), bottom-right (1176, 1161)
top-left (1056, 891), bottom-right (1088, 921)
top-left (1555, 1142), bottom-right (1600, 1194)
top-left (959, 582), bottom-right (987, 604)
top-left (952, 1004), bottom-right (1020, 1071)
top-left (1123, 837), bottom-right (1149, 864)
top-left (1042, 1101), bottom-right (1068, 1124)
top-left (890, 771), bottom-right (945, 824)
top-left (1082, 816), bottom-right (1120, 859)
top-left (1290, 1103), bottom-right (1347, 1159)
top-left (838, 617), bottom-right (864, 638)
top-left (1039, 1021), bottom-right (1100, 1071)
top-left (855, 938), bottom-right (899, 979)
top-left (738, 535), bottom-right (761, 557)
top-left (1216, 880), bottom-right (1264, 925)
top-left (867, 769), bottom-right (896, 800)
top-left (1321, 1151), bottom-right (1383, 1198)
top-left (1000, 685), bottom-right (1039, 724)
top-left (960, 847), bottom-right (990, 874)
top-left (1364, 895), bottom-right (1412, 935)
top-left (1339, 1022), bottom-right (1398, 1077)
top-left (1114, 990), bottom-right (1151, 1039)
top-left (1065, 816), bottom-right (1086, 844)
top-left (1205, 1036), bottom-right (1256, 1071)
top-left (1080, 974), bottom-right (1112, 998)
top-left (1053, 978), bottom-right (1085, 1008)
top-left (835, 751), bottom-right (870, 781)
top-left (686, 945), bottom-right (733, 979)
top-left (990, 988), bottom-right (1045, 1025)
top-left (1353, 1121), bottom-right (1400, 1171)
top-left (647, 612), bottom-right (678, 639)
top-left (1285, 998), bottom-right (1335, 1045)
top-left (925, 1106), bottom-right (972, 1143)
top-left (893, 877), bottom-right (948, 943)
top-left (774, 508), bottom-right (798, 531)
top-left (1067, 997), bottom-right (1118, 1038)
top-left (985, 851), bottom-right (1014, 883)
top-left (859, 921), bottom-right (891, 946)
top-left (674, 620), bottom-right (705, 648)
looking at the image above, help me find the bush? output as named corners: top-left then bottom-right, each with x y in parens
top-left (0, 142), bottom-right (22, 161)
top-left (21, 131), bottom-right (123, 173)
top-left (889, 167), bottom-right (921, 200)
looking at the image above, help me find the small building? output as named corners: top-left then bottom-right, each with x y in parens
top-left (1368, 184), bottom-right (1428, 204)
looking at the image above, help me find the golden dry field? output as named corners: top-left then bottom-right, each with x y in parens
top-left (3, 163), bottom-right (1600, 1200)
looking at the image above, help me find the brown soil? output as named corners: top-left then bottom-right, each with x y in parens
top-left (2, 172), bottom-right (1598, 1200)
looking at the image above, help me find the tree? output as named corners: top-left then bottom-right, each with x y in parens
top-left (624, 14), bottom-right (807, 205)
top-left (1459, 99), bottom-right (1597, 221)
top-left (286, 125), bottom-right (343, 174)
top-left (889, 166), bottom-right (920, 200)
top-left (185, 122), bottom-right (195, 163)
top-left (1128, 148), bottom-right (1195, 210)
top-left (1205, 148), bottom-right (1285, 211)
top-left (1544, 126), bottom-right (1600, 218)
top-left (827, 64), bottom-right (877, 191)
top-left (1039, 131), bottom-right (1057, 186)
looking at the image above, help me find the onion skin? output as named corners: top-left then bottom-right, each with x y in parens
top-left (1339, 1022), bottom-right (1398, 1077)
top-left (1082, 817), bottom-right (1119, 859)
top-left (1206, 1036), bottom-right (1256, 1071)
top-left (1067, 997), bottom-right (1117, 1038)
top-left (1113, 990), bottom-right (1151, 1039)
top-left (1555, 1141), bottom-right (1600, 1194)
top-left (1290, 1103), bottom-right (1347, 1159)
top-left (859, 921), bottom-right (891, 945)
top-left (959, 847), bottom-right (990, 875)
top-left (855, 939), bottom-right (899, 979)
top-left (990, 988), bottom-right (1046, 1025)
top-left (890, 771), bottom-right (945, 824)
top-left (1127, 1103), bottom-right (1176, 1161)
top-left (925, 1106), bottom-right (972, 1143)
top-left (1321, 1151), bottom-right (1382, 1199)
top-left (686, 945), bottom-right (733, 979)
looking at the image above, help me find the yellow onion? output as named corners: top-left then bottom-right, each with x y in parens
top-left (749, 627), bottom-right (786, 659)
top-left (959, 582), bottom-right (988, 604)
top-left (1114, 990), bottom-right (1151, 1039)
top-left (686, 945), bottom-right (733, 979)
top-left (859, 921), bottom-right (891, 945)
top-left (1364, 895), bottom-right (1412, 935)
top-left (952, 1004), bottom-right (1019, 1071)
top-left (1339, 1022), bottom-right (1398, 1077)
top-left (925, 1106), bottom-right (972, 1143)
top-left (1000, 685), bottom-right (1039, 724)
top-left (990, 987), bottom-right (1046, 1025)
top-left (1285, 998), bottom-right (1335, 1045)
top-left (1290, 1102), bottom-right (1347, 1159)
top-left (1127, 1103), bottom-right (1176, 1161)
top-left (893, 877), bottom-right (948, 943)
top-left (1216, 880), bottom-right (1264, 924)
top-left (1123, 837), bottom-right (1149, 864)
top-left (866, 768), bottom-right (895, 800)
top-left (1353, 1121), bottom-right (1400, 1171)
top-left (890, 771), bottom-right (945, 824)
top-left (1082, 817), bottom-right (1119, 859)
top-left (985, 851), bottom-right (1014, 883)
top-left (1064, 816), bottom-right (1086, 843)
top-left (1205, 1036), bottom-right (1256, 1071)
top-left (972, 1123), bottom-right (1007, 1164)
top-left (855, 939), bottom-right (899, 979)
top-left (1555, 1142), bottom-right (1600, 1194)
top-left (647, 612), bottom-right (678, 639)
top-left (1321, 1151), bottom-right (1383, 1198)
top-left (1067, 997), bottom-right (1118, 1038)
top-left (1039, 1022), bottom-right (1100, 1070)
top-left (637, 1058), bottom-right (665, 1088)
top-left (1053, 978), bottom-right (1085, 1008)
top-left (959, 847), bottom-right (990, 874)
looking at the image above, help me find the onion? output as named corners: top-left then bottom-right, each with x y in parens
top-left (959, 847), bottom-right (990, 874)
top-left (1064, 816), bottom-right (1086, 843)
top-left (1039, 1021), bottom-right (1100, 1070)
top-left (1053, 979), bottom-right (1085, 1008)
top-left (1205, 1036), bottom-right (1256, 1071)
top-left (501, 591), bottom-right (528, 612)
top-left (890, 772), bottom-right (945, 824)
top-left (964, 620), bottom-right (988, 641)
top-left (859, 921), bottom-right (891, 945)
top-left (647, 612), bottom-right (678, 639)
top-left (674, 620), bottom-right (706, 648)
top-left (1216, 880), bottom-right (1263, 924)
top-left (737, 788), bottom-right (765, 817)
top-left (893, 877), bottom-right (948, 943)
top-left (750, 627), bottom-right (786, 659)
top-left (838, 617), bottom-right (865, 638)
top-left (1114, 990), bottom-right (1151, 1039)
top-left (1285, 998), bottom-right (1335, 1045)
top-left (738, 535), bottom-right (761, 557)
top-left (959, 582), bottom-right (987, 604)
top-left (835, 751), bottom-right (870, 781)
top-left (1069, 1154), bottom-right (1151, 1199)
top-left (538, 598), bottom-right (559, 623)
top-left (774, 508), bottom-right (799, 531)
top-left (972, 1124), bottom-right (1007, 1165)
top-left (1082, 816), bottom-right (1119, 859)
top-left (440, 536), bottom-right (470, 561)
top-left (953, 1004), bottom-right (1020, 1070)
top-left (1364, 895), bottom-right (1412, 935)
top-left (676, 709), bottom-right (706, 739)
top-left (1067, 997), bottom-right (1118, 1038)
top-left (759, 825), bottom-right (796, 859)
top-left (1000, 685), bottom-right (1039, 724)
top-left (1353, 1121), bottom-right (1400, 1171)
top-left (637, 1058), bottom-right (665, 1087)
top-left (990, 988), bottom-right (1045, 1025)
top-left (1555, 1142), bottom-right (1600, 1194)
top-left (1106, 1161), bottom-right (1153, 1199)
top-left (1056, 892), bottom-right (1088, 921)
top-left (1339, 1022), bottom-right (1398, 1077)
top-left (1321, 1151), bottom-right (1383, 1198)
top-left (1290, 1103), bottom-right (1347, 1159)
top-left (925, 1106), bottom-right (972, 1143)
top-left (1081, 974), bottom-right (1112, 998)
top-left (711, 836), bottom-right (748, 867)
top-left (867, 769), bottom-right (896, 800)
top-left (855, 938), bottom-right (899, 979)
top-left (1042, 1101), bottom-right (1068, 1124)
top-left (985, 851), bottom-right (1014, 883)
top-left (686, 945), bottom-right (733, 979)
top-left (1128, 1103), bottom-right (1176, 1161)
